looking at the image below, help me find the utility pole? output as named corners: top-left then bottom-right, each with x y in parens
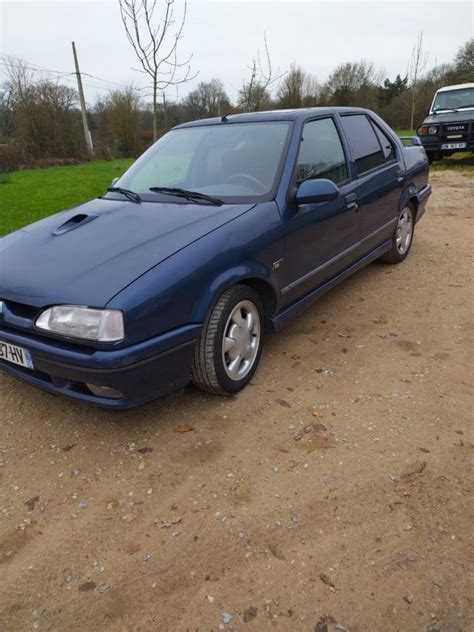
top-left (71, 41), bottom-right (94, 155)
top-left (162, 92), bottom-right (168, 131)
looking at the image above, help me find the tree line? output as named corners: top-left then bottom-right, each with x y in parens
top-left (0, 38), bottom-right (472, 171)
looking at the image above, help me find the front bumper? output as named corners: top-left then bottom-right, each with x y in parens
top-left (0, 324), bottom-right (201, 408)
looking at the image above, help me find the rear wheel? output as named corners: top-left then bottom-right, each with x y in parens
top-left (191, 284), bottom-right (264, 394)
top-left (381, 204), bottom-right (415, 264)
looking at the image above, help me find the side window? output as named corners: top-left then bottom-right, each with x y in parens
top-left (372, 122), bottom-right (395, 161)
top-left (340, 114), bottom-right (384, 175)
top-left (296, 118), bottom-right (348, 185)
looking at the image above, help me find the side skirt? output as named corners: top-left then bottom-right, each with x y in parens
top-left (271, 239), bottom-right (392, 332)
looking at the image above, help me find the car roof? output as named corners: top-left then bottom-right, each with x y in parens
top-left (436, 83), bottom-right (474, 93)
top-left (173, 106), bottom-right (371, 129)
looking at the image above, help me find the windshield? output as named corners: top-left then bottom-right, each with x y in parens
top-left (115, 121), bottom-right (292, 203)
top-left (432, 87), bottom-right (474, 112)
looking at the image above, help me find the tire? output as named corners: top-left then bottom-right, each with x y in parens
top-left (191, 284), bottom-right (264, 395)
top-left (426, 151), bottom-right (435, 164)
top-left (381, 203), bottom-right (415, 264)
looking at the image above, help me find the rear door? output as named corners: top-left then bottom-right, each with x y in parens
top-left (282, 116), bottom-right (359, 305)
top-left (339, 114), bottom-right (402, 255)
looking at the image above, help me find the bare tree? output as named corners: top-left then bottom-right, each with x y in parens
top-left (407, 32), bottom-right (428, 131)
top-left (184, 79), bottom-right (231, 119)
top-left (119, 0), bottom-right (196, 140)
top-left (277, 63), bottom-right (319, 108)
top-left (239, 35), bottom-right (282, 112)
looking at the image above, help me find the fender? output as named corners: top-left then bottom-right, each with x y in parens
top-left (189, 261), bottom-right (281, 324)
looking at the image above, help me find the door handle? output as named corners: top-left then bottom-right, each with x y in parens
top-left (396, 168), bottom-right (404, 182)
top-left (345, 193), bottom-right (359, 211)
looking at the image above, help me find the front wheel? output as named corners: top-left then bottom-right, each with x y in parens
top-left (381, 204), bottom-right (415, 264)
top-left (191, 284), bottom-right (264, 394)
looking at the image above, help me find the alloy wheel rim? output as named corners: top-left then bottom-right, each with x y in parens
top-left (222, 300), bottom-right (261, 381)
top-left (396, 207), bottom-right (413, 255)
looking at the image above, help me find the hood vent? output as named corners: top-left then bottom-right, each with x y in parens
top-left (53, 213), bottom-right (98, 236)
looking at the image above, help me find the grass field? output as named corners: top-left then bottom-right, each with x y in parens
top-left (0, 141), bottom-right (473, 236)
top-left (0, 159), bottom-right (133, 236)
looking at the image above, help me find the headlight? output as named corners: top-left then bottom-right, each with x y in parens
top-left (36, 306), bottom-right (124, 342)
top-left (428, 126), bottom-right (438, 135)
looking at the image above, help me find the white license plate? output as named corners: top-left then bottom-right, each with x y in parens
top-left (441, 142), bottom-right (467, 149)
top-left (0, 340), bottom-right (34, 370)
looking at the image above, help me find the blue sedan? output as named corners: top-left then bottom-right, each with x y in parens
top-left (0, 107), bottom-right (431, 408)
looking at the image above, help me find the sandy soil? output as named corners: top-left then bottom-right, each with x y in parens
top-left (0, 170), bottom-right (473, 632)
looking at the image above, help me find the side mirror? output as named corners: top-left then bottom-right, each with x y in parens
top-left (424, 107), bottom-right (430, 116)
top-left (295, 178), bottom-right (340, 205)
top-left (111, 177), bottom-right (119, 186)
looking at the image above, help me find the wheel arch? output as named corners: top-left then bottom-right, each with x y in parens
top-left (399, 185), bottom-right (419, 219)
top-left (189, 267), bottom-right (280, 328)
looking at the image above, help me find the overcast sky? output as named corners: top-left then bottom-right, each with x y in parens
top-left (0, 0), bottom-right (472, 104)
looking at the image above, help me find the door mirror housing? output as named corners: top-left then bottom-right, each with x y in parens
top-left (295, 178), bottom-right (341, 205)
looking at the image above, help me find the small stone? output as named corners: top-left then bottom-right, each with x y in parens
top-left (272, 465), bottom-right (279, 473)
top-left (251, 491), bottom-right (262, 497)
top-left (403, 524), bottom-right (413, 531)
top-left (275, 519), bottom-right (283, 528)
top-left (78, 502), bottom-right (88, 509)
top-left (403, 594), bottom-right (414, 604)
top-left (98, 583), bottom-right (110, 594)
top-left (171, 531), bottom-right (180, 537)
top-left (243, 606), bottom-right (258, 623)
top-left (207, 595), bottom-right (215, 603)
top-left (222, 612), bottom-right (233, 624)
top-left (79, 581), bottom-right (96, 592)
top-left (64, 575), bottom-right (73, 583)
top-left (144, 554), bottom-right (152, 561)
top-left (432, 579), bottom-right (442, 588)
top-left (291, 515), bottom-right (300, 524)
top-left (238, 531), bottom-right (245, 539)
top-left (91, 560), bottom-right (99, 568)
top-left (122, 513), bottom-right (136, 523)
top-left (71, 468), bottom-right (81, 477)
top-left (33, 608), bottom-right (46, 617)
top-left (389, 473), bottom-right (399, 481)
top-left (137, 461), bottom-right (145, 471)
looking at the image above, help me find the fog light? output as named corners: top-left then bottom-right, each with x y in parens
top-left (86, 384), bottom-right (123, 399)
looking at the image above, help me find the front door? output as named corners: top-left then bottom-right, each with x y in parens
top-left (282, 116), bottom-right (359, 306)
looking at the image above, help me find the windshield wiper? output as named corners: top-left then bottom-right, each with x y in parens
top-left (433, 108), bottom-right (459, 113)
top-left (107, 186), bottom-right (142, 204)
top-left (149, 186), bottom-right (223, 206)
top-left (456, 104), bottom-right (474, 110)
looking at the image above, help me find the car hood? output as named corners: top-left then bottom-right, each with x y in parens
top-left (423, 109), bottom-right (474, 124)
top-left (0, 197), bottom-right (255, 308)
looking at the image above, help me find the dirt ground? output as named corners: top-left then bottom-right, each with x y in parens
top-left (0, 170), bottom-right (472, 632)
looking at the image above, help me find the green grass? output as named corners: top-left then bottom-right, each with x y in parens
top-left (396, 129), bottom-right (416, 137)
top-left (0, 159), bottom-right (133, 236)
